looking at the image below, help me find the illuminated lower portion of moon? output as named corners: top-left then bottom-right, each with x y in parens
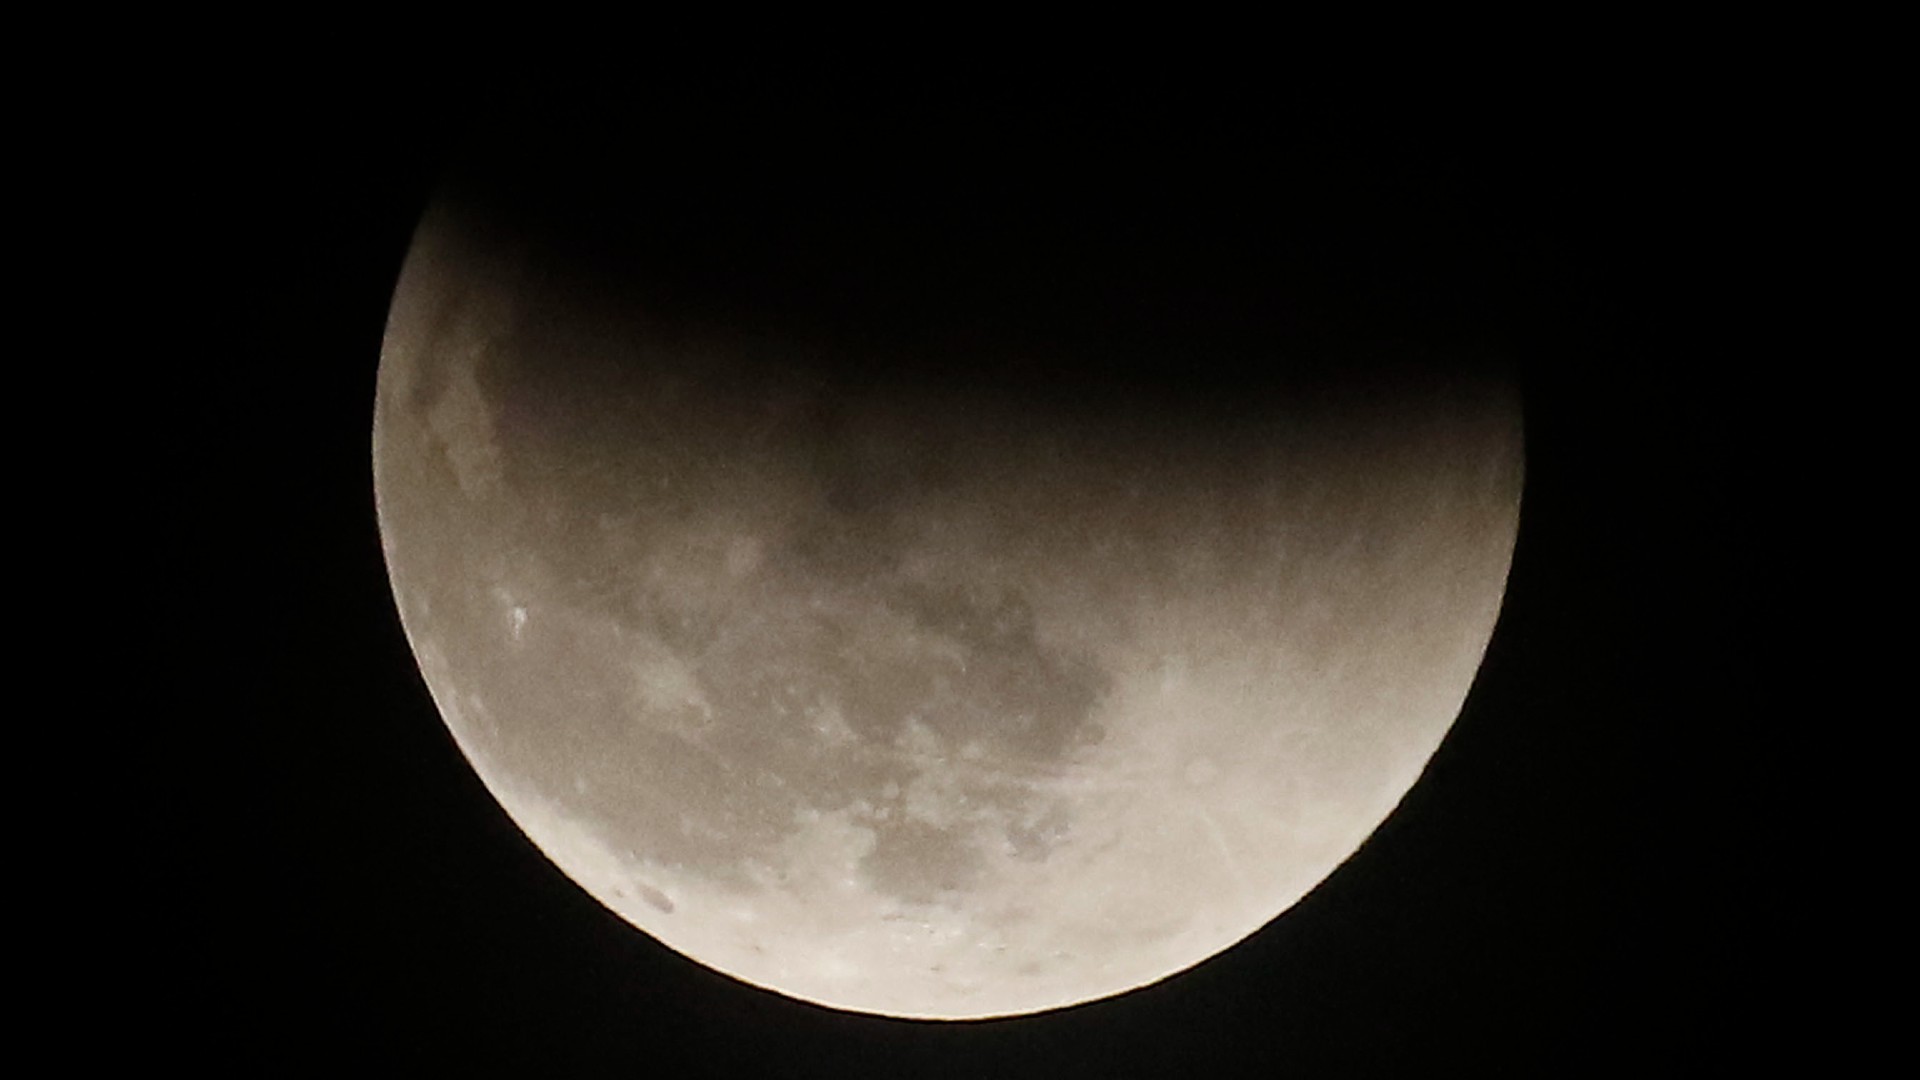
top-left (373, 201), bottom-right (1523, 1019)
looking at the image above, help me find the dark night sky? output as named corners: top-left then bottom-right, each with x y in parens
top-left (239, 76), bottom-right (1761, 1074)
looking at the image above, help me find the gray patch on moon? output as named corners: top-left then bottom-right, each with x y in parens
top-left (861, 819), bottom-right (986, 904)
top-left (633, 881), bottom-right (675, 914)
top-left (1005, 801), bottom-right (1073, 862)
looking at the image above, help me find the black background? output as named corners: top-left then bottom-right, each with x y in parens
top-left (238, 73), bottom-right (1760, 1074)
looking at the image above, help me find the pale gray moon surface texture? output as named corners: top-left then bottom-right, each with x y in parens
top-left (373, 198), bottom-right (1524, 1019)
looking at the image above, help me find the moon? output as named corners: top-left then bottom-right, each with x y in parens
top-left (372, 173), bottom-right (1523, 1019)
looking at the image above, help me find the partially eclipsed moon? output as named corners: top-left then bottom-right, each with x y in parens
top-left (373, 194), bottom-right (1523, 1020)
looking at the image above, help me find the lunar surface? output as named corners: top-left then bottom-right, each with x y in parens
top-left (373, 193), bottom-right (1524, 1019)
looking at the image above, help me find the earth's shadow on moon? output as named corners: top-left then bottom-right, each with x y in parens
top-left (370, 107), bottom-right (1527, 1022)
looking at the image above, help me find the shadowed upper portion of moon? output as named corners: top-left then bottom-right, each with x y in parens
top-left (373, 132), bottom-right (1524, 1017)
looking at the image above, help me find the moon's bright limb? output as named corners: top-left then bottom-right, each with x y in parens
top-left (373, 196), bottom-right (1523, 1020)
